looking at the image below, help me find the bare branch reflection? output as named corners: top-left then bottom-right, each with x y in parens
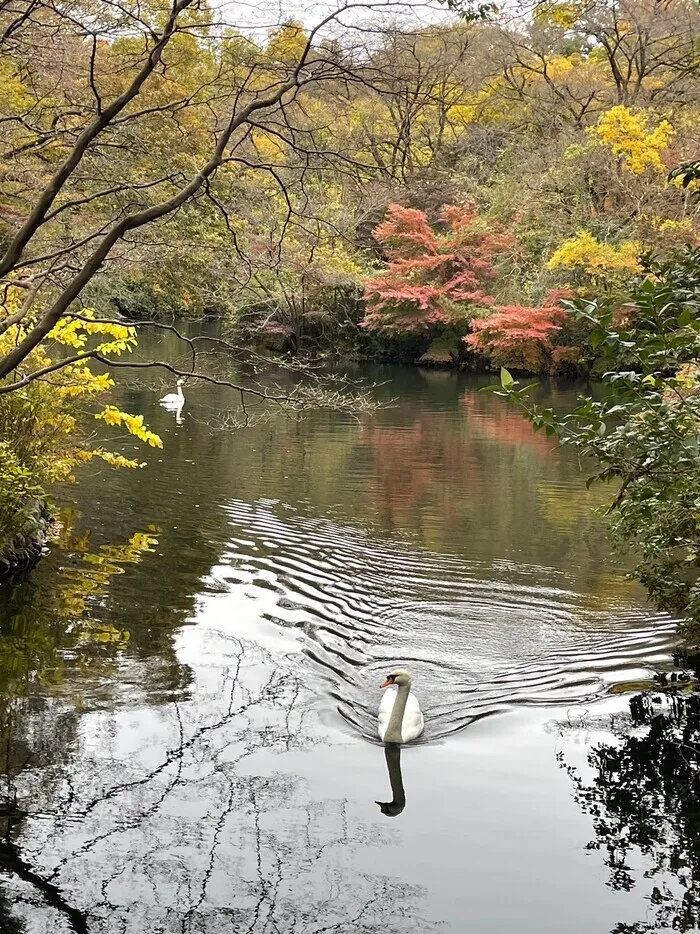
top-left (0, 637), bottom-right (435, 933)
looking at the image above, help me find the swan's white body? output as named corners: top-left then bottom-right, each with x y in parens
top-left (378, 676), bottom-right (424, 744)
top-left (160, 380), bottom-right (185, 409)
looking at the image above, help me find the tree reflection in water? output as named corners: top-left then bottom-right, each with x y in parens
top-left (563, 686), bottom-right (700, 933)
top-left (0, 633), bottom-right (434, 933)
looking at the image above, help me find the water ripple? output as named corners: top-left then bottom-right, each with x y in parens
top-left (208, 499), bottom-right (676, 742)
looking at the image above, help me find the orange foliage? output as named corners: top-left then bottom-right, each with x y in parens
top-left (465, 292), bottom-right (569, 373)
top-left (362, 204), bottom-right (513, 335)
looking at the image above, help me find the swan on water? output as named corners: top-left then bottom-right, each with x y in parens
top-left (378, 669), bottom-right (424, 744)
top-left (160, 379), bottom-right (185, 408)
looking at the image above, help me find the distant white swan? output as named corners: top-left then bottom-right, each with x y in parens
top-left (159, 379), bottom-right (185, 409)
top-left (378, 669), bottom-right (424, 744)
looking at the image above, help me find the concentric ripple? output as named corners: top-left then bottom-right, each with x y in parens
top-left (204, 498), bottom-right (676, 742)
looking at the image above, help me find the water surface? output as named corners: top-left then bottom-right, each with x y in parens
top-left (0, 348), bottom-right (694, 933)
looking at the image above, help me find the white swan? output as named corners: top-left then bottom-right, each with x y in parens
top-left (378, 669), bottom-right (424, 744)
top-left (159, 379), bottom-right (185, 409)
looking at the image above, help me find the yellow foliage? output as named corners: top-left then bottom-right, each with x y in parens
top-left (51, 310), bottom-right (137, 355)
top-left (591, 106), bottom-right (674, 175)
top-left (75, 448), bottom-right (143, 469)
top-left (658, 218), bottom-right (688, 233)
top-left (544, 54), bottom-right (576, 80)
top-left (252, 129), bottom-right (286, 163)
top-left (0, 289), bottom-right (161, 542)
top-left (57, 369), bottom-right (115, 398)
top-left (670, 173), bottom-right (700, 192)
top-left (534, 1), bottom-right (582, 28)
top-left (641, 215), bottom-right (697, 239)
top-left (0, 60), bottom-right (34, 117)
top-left (95, 406), bottom-right (163, 447)
top-left (548, 230), bottom-right (641, 275)
top-left (266, 21), bottom-right (308, 64)
top-left (446, 80), bottom-right (510, 128)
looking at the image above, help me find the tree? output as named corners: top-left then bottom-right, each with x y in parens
top-left (232, 228), bottom-right (363, 354)
top-left (465, 292), bottom-right (570, 372)
top-left (0, 0), bottom-right (394, 556)
top-left (348, 25), bottom-right (478, 184)
top-left (362, 202), bottom-right (511, 338)
top-left (3, 0), bottom-right (698, 379)
top-left (547, 230), bottom-right (641, 287)
top-left (361, 202), bottom-right (584, 372)
top-left (468, 2), bottom-right (700, 291)
top-left (496, 0), bottom-right (700, 119)
top-left (572, 0), bottom-right (700, 108)
top-left (0, 292), bottom-right (163, 555)
top-left (0, 0), bottom-right (383, 394)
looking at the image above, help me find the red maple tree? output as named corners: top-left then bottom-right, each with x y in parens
top-left (361, 203), bottom-right (512, 336)
top-left (465, 291), bottom-right (569, 372)
top-left (362, 203), bottom-right (575, 373)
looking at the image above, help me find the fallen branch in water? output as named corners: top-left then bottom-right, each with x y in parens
top-left (0, 347), bottom-right (379, 417)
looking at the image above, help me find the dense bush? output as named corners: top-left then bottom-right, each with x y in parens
top-left (498, 249), bottom-right (700, 639)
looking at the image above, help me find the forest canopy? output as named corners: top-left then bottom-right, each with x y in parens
top-left (0, 0), bottom-right (699, 567)
top-left (1, 0), bottom-right (698, 369)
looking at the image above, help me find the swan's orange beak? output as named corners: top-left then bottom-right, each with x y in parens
top-left (380, 678), bottom-right (393, 688)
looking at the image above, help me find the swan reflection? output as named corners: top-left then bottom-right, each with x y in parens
top-left (376, 743), bottom-right (406, 817)
top-left (163, 399), bottom-right (184, 425)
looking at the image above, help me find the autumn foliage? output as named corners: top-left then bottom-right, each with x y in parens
top-left (466, 293), bottom-right (570, 372)
top-left (362, 204), bottom-right (574, 372)
top-left (362, 204), bottom-right (512, 336)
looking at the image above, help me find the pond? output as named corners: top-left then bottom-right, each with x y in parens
top-left (0, 332), bottom-right (696, 933)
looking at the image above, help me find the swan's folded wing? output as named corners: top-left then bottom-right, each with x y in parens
top-left (402, 693), bottom-right (424, 742)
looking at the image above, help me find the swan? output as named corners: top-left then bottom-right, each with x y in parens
top-left (159, 379), bottom-right (185, 408)
top-left (378, 669), bottom-right (424, 744)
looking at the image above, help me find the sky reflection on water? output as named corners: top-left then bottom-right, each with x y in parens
top-left (0, 358), bottom-right (690, 933)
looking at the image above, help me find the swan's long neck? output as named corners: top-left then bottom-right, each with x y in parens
top-left (384, 682), bottom-right (410, 744)
top-left (176, 385), bottom-right (184, 401)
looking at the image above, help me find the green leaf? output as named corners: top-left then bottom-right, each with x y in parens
top-left (500, 367), bottom-right (514, 388)
top-left (678, 308), bottom-right (692, 327)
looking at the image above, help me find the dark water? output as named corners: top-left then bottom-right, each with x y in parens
top-left (0, 333), bottom-right (697, 933)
